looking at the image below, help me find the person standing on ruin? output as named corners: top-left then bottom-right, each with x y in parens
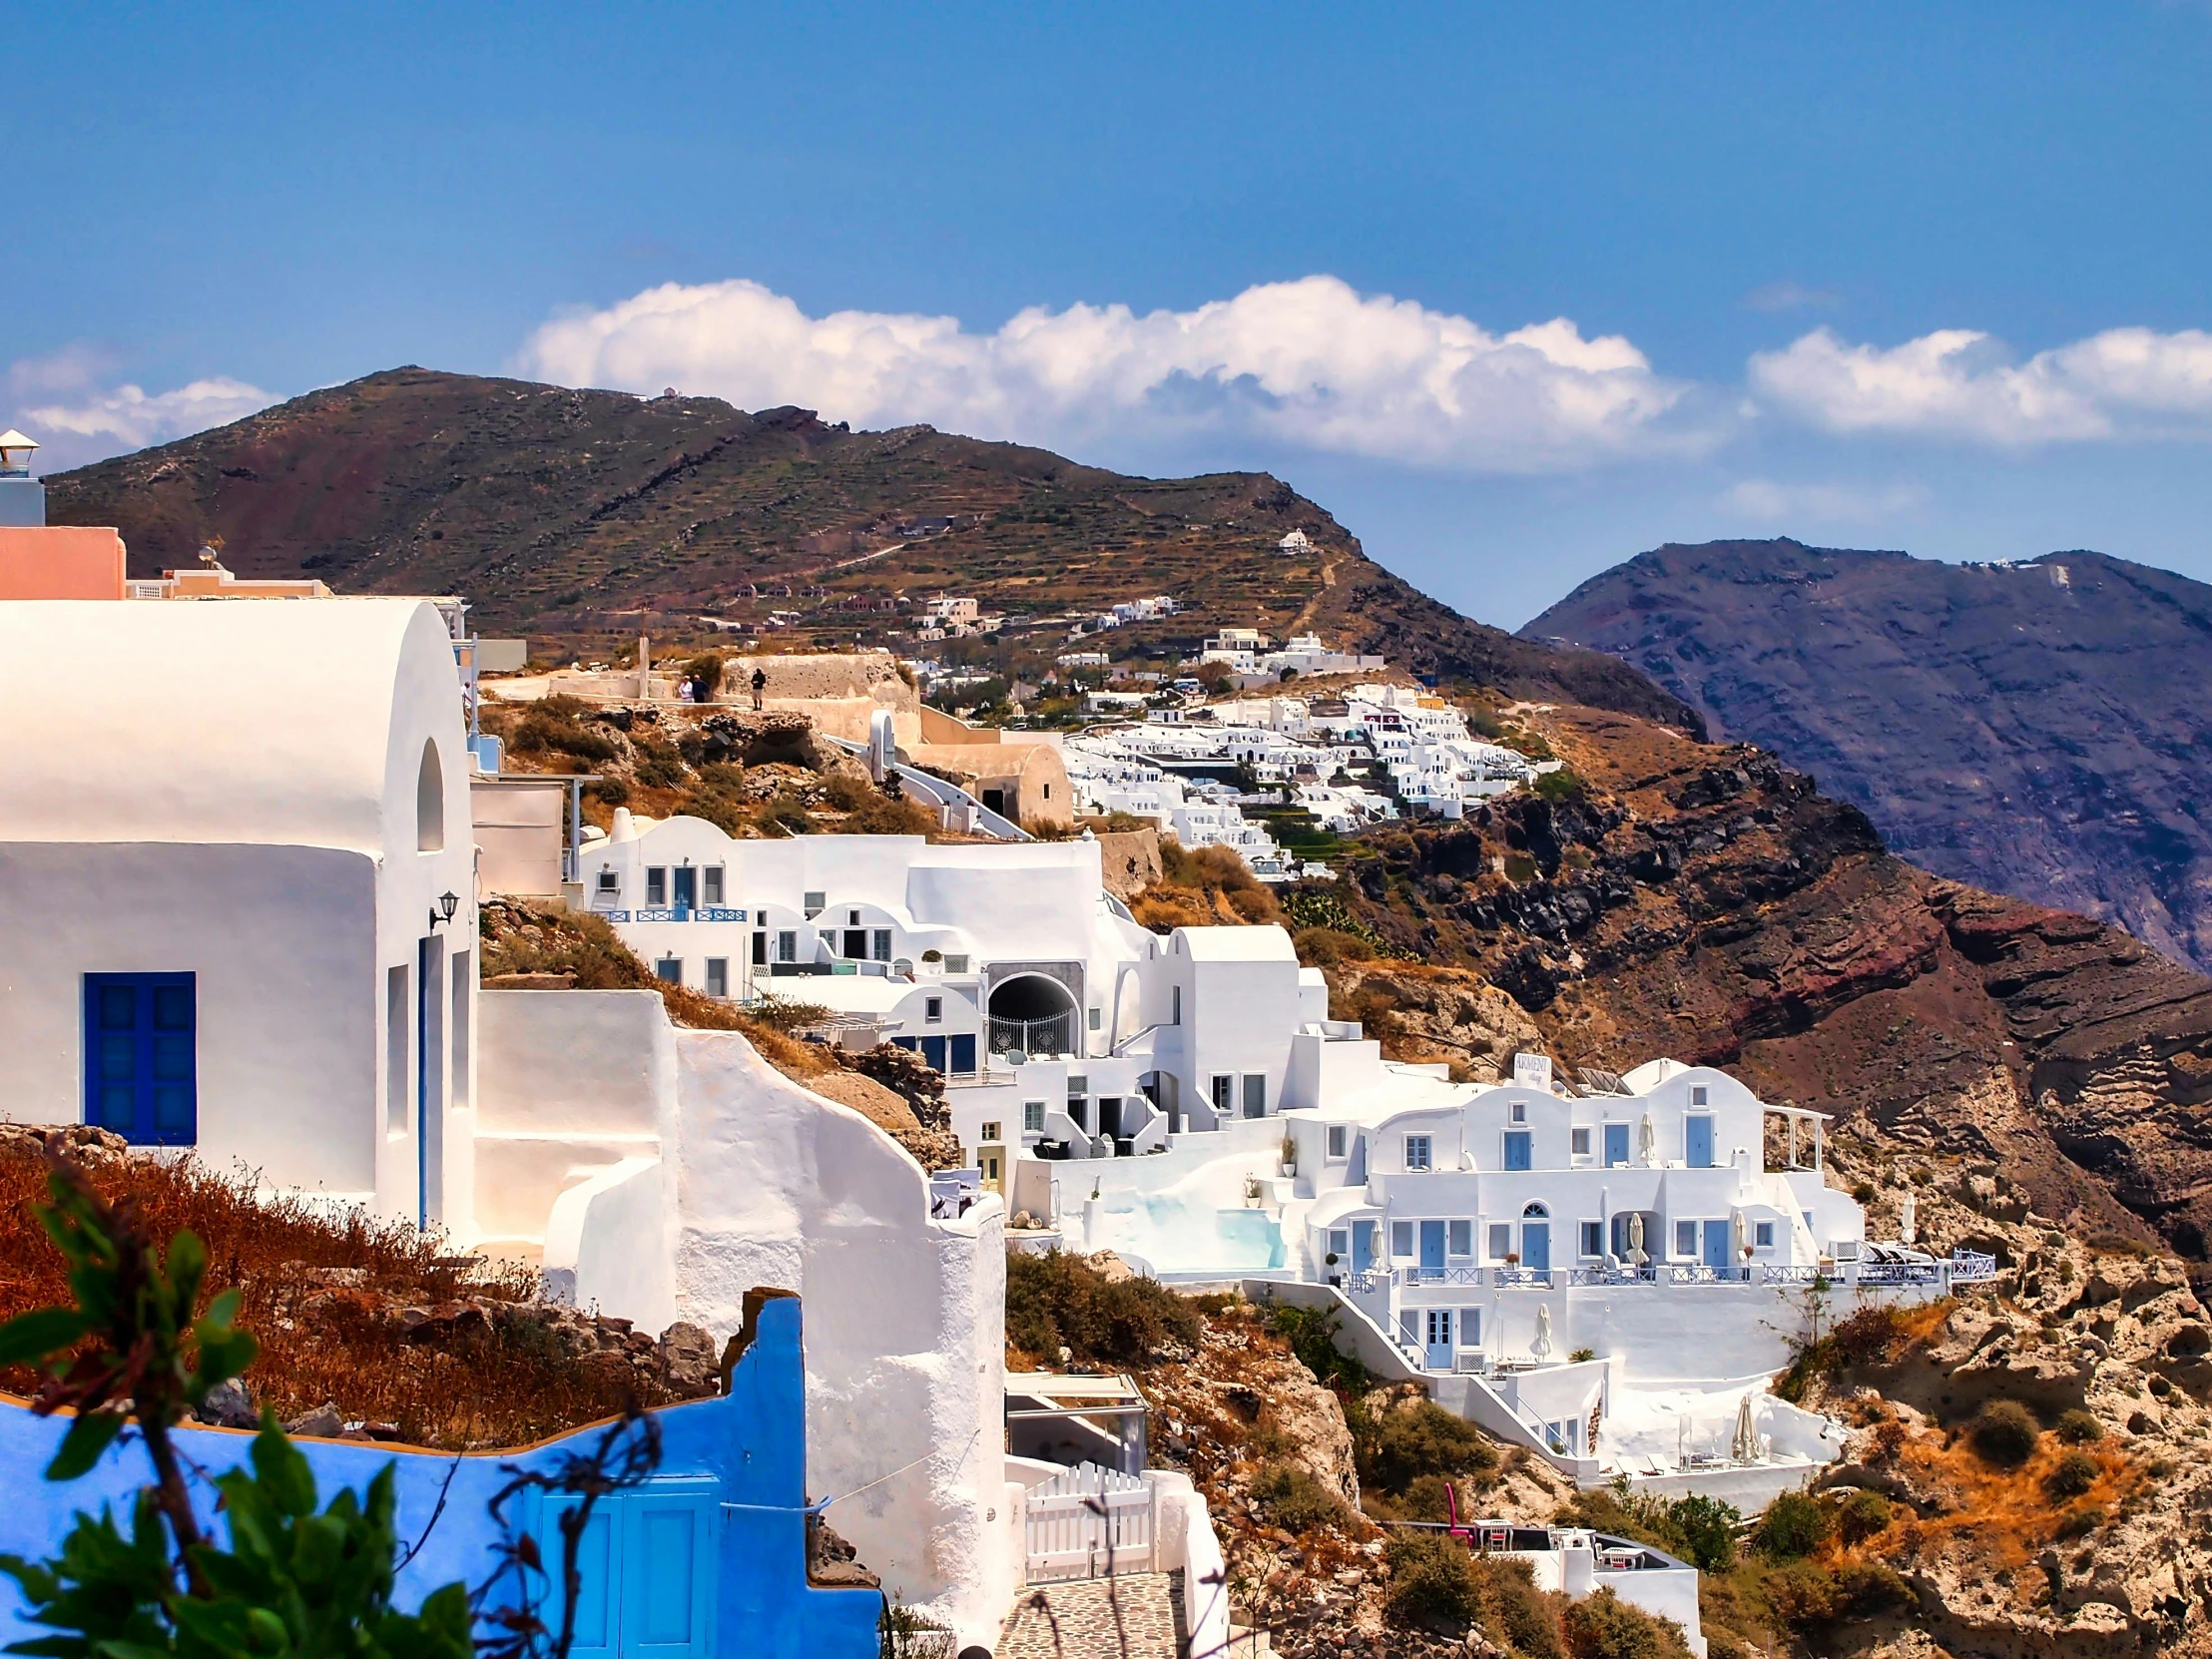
top-left (751, 665), bottom-right (767, 711)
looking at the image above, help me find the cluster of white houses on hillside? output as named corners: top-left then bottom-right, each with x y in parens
top-left (0, 479), bottom-right (1995, 1652)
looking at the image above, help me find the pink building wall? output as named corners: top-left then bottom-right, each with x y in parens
top-left (0, 526), bottom-right (127, 600)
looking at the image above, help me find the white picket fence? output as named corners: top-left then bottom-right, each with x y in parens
top-left (1024, 1462), bottom-right (1157, 1581)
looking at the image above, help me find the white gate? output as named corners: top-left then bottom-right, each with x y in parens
top-left (1024, 1462), bottom-right (1156, 1581)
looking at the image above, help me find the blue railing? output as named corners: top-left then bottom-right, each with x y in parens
top-left (597, 906), bottom-right (749, 923)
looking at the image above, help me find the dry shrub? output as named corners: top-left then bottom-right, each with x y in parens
top-left (1560, 1587), bottom-right (1695, 1659)
top-left (1251, 1462), bottom-right (1352, 1533)
top-left (2045, 1449), bottom-right (2099, 1499)
top-left (0, 1143), bottom-right (674, 1449)
top-left (2055, 1408), bottom-right (2104, 1444)
top-left (1365, 1400), bottom-right (1499, 1494)
top-left (1003, 1250), bottom-right (1200, 1369)
top-left (1968, 1399), bottom-right (2041, 1467)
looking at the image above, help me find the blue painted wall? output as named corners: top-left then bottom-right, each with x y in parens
top-left (0, 1297), bottom-right (878, 1658)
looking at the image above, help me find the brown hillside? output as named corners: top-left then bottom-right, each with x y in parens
top-left (41, 367), bottom-right (1693, 727)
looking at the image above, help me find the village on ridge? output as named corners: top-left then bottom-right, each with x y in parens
top-left (0, 435), bottom-right (1998, 1657)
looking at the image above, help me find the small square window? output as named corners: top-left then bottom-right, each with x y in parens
top-left (1691, 1085), bottom-right (1709, 1106)
top-left (1755, 1220), bottom-right (1776, 1249)
top-left (804, 891), bottom-right (827, 916)
top-left (1023, 1100), bottom-right (1045, 1133)
top-left (1580, 1221), bottom-right (1603, 1257)
top-left (705, 958), bottom-right (729, 998)
top-left (703, 866), bottom-right (726, 904)
top-left (1509, 1100), bottom-right (1527, 1124)
top-left (645, 867), bottom-right (668, 905)
top-left (1674, 1220), bottom-right (1697, 1257)
top-left (1088, 1007), bottom-right (1102, 1030)
top-left (1069, 1075), bottom-right (1089, 1095)
top-left (925, 997), bottom-right (943, 1022)
top-left (1327, 1124), bottom-right (1348, 1159)
top-left (848, 909), bottom-right (860, 925)
top-left (1570, 1126), bottom-right (1591, 1156)
top-left (655, 958), bottom-right (682, 985)
top-left (1448, 1220), bottom-right (1471, 1257)
top-left (1487, 1223), bottom-right (1512, 1261)
top-left (1404, 1134), bottom-right (1432, 1171)
top-left (981, 1122), bottom-right (1001, 1143)
top-left (1390, 1221), bottom-right (1413, 1258)
top-left (596, 869), bottom-right (619, 894)
top-left (1328, 1228), bottom-right (1350, 1257)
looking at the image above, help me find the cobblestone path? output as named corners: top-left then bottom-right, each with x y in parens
top-left (997, 1571), bottom-right (1184, 1658)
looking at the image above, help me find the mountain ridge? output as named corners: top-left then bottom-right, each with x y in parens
top-left (1522, 536), bottom-right (2212, 973)
top-left (41, 367), bottom-right (1696, 728)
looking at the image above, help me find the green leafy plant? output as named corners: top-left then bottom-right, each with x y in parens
top-left (0, 1154), bottom-right (473, 1656)
top-left (1755, 1489), bottom-right (1832, 1560)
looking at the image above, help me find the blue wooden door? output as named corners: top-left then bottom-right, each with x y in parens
top-left (1423, 1308), bottom-right (1453, 1371)
top-left (1685, 1116), bottom-right (1715, 1168)
top-left (621, 1485), bottom-right (717, 1657)
top-left (1603, 1123), bottom-right (1629, 1167)
top-left (1702, 1220), bottom-right (1732, 1270)
top-left (535, 1482), bottom-right (716, 1658)
top-left (921, 1034), bottom-right (948, 1071)
top-left (1521, 1222), bottom-right (1550, 1271)
top-left (1352, 1220), bottom-right (1376, 1273)
top-left (1418, 1221), bottom-right (1446, 1278)
top-left (539, 1497), bottom-right (618, 1658)
top-left (83, 973), bottom-right (197, 1146)
top-left (949, 1033), bottom-right (976, 1074)
top-left (671, 867), bottom-right (697, 911)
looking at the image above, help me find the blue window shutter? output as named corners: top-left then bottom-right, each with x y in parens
top-left (621, 1483), bottom-right (718, 1657)
top-left (949, 1032), bottom-right (976, 1074)
top-left (921, 1035), bottom-right (947, 1072)
top-left (537, 1497), bottom-right (618, 1658)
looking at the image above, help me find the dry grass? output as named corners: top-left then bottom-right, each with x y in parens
top-left (0, 1142), bottom-right (680, 1449)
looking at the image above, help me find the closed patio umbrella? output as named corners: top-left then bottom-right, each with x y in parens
top-left (1899, 1194), bottom-right (1918, 1246)
top-left (1732, 1392), bottom-right (1760, 1463)
top-left (1637, 1112), bottom-right (1657, 1167)
top-left (1625, 1212), bottom-right (1647, 1270)
top-left (1731, 1209), bottom-right (1747, 1269)
top-left (1531, 1303), bottom-right (1554, 1364)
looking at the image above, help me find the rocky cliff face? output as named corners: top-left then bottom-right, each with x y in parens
top-left (1521, 538), bottom-right (2212, 973)
top-left (1317, 704), bottom-right (2212, 1266)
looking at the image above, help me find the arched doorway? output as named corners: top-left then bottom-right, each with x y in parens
top-left (988, 973), bottom-right (1078, 1058)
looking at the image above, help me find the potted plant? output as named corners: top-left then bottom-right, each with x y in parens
top-left (1324, 1250), bottom-right (1341, 1288)
top-left (1280, 1134), bottom-right (1299, 1175)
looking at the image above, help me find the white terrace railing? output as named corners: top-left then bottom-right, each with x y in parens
top-left (1360, 1250), bottom-right (2000, 1295)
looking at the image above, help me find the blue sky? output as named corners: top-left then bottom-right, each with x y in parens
top-left (9, 3), bottom-right (2212, 626)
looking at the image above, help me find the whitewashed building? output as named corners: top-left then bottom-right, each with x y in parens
top-left (0, 599), bottom-right (481, 1230)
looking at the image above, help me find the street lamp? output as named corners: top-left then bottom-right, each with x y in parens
top-left (429, 891), bottom-right (460, 930)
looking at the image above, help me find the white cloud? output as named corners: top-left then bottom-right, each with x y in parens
top-left (1749, 324), bottom-right (2212, 443)
top-left (1721, 477), bottom-right (1929, 522)
top-left (25, 375), bottom-right (276, 450)
top-left (520, 275), bottom-right (1711, 472)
